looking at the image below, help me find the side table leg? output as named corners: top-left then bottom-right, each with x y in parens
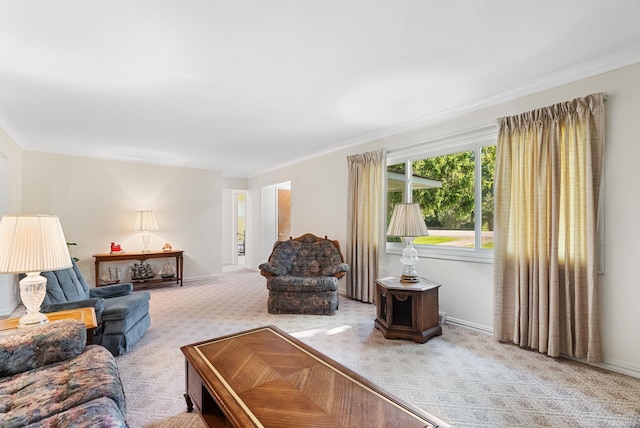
top-left (86, 328), bottom-right (95, 345)
top-left (184, 393), bottom-right (194, 413)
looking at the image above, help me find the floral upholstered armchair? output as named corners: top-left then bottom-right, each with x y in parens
top-left (259, 233), bottom-right (349, 315)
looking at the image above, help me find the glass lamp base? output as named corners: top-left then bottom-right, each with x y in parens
top-left (18, 312), bottom-right (49, 328)
top-left (18, 272), bottom-right (49, 328)
top-left (141, 231), bottom-right (151, 253)
top-left (399, 239), bottom-right (421, 283)
top-left (400, 274), bottom-right (420, 283)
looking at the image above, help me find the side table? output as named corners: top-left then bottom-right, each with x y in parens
top-left (0, 307), bottom-right (98, 344)
top-left (374, 276), bottom-right (442, 343)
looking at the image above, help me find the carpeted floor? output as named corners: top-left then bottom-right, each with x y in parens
top-left (116, 267), bottom-right (640, 428)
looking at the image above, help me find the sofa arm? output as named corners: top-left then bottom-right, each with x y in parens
top-left (90, 283), bottom-right (133, 298)
top-left (322, 263), bottom-right (350, 278)
top-left (42, 297), bottom-right (105, 323)
top-left (259, 262), bottom-right (287, 277)
top-left (0, 319), bottom-right (86, 377)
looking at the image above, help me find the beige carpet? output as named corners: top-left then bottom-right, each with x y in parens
top-left (116, 266), bottom-right (640, 428)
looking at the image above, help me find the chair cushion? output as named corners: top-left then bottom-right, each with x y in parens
top-left (258, 261), bottom-right (287, 276)
top-left (266, 275), bottom-right (339, 292)
top-left (41, 261), bottom-right (91, 305)
top-left (268, 290), bottom-right (338, 315)
top-left (23, 397), bottom-right (126, 428)
top-left (102, 291), bottom-right (150, 322)
top-left (99, 312), bottom-right (151, 356)
top-left (0, 345), bottom-right (126, 428)
top-left (0, 320), bottom-right (86, 377)
top-left (89, 283), bottom-right (133, 299)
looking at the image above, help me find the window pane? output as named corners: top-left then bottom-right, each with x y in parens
top-left (481, 146), bottom-right (495, 249)
top-left (386, 162), bottom-right (406, 243)
top-left (412, 150), bottom-right (475, 248)
top-left (386, 145), bottom-right (495, 252)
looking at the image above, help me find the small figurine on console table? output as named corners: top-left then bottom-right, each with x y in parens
top-left (110, 242), bottom-right (124, 254)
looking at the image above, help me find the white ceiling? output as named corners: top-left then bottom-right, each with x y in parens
top-left (1, 1), bottom-right (640, 177)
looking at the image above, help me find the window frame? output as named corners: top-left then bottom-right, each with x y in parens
top-left (386, 124), bottom-right (497, 264)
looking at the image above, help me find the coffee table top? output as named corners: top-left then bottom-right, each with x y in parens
top-left (0, 307), bottom-right (97, 331)
top-left (181, 325), bottom-right (451, 428)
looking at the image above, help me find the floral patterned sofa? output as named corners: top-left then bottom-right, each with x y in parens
top-left (0, 319), bottom-right (127, 427)
top-left (259, 233), bottom-right (349, 315)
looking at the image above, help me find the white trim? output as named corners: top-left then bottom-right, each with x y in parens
top-left (387, 124), bottom-right (497, 164)
top-left (445, 316), bottom-right (494, 334)
top-left (591, 360), bottom-right (640, 380)
top-left (388, 243), bottom-right (493, 264)
top-left (0, 109), bottom-right (28, 149)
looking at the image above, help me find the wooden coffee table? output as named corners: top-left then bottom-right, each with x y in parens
top-left (181, 325), bottom-right (452, 428)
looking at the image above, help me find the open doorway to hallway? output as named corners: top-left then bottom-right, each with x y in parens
top-left (235, 191), bottom-right (246, 266)
top-left (261, 181), bottom-right (291, 262)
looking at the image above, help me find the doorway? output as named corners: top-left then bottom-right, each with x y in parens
top-left (235, 192), bottom-right (246, 265)
top-left (261, 181), bottom-right (291, 261)
top-left (277, 186), bottom-right (291, 241)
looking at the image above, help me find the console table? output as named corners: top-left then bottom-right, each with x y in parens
top-left (374, 276), bottom-right (442, 343)
top-left (93, 250), bottom-right (184, 287)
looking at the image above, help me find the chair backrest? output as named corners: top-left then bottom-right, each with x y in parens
top-left (268, 233), bottom-right (345, 277)
top-left (41, 259), bottom-right (91, 305)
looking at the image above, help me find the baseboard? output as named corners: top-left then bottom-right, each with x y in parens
top-left (578, 359), bottom-right (640, 379)
top-left (444, 315), bottom-right (494, 334)
top-left (183, 274), bottom-right (222, 281)
top-left (444, 316), bottom-right (640, 379)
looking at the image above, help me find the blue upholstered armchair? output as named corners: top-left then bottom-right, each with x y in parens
top-left (259, 233), bottom-right (349, 315)
top-left (38, 259), bottom-right (150, 356)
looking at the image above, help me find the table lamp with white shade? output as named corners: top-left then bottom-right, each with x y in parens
top-left (386, 203), bottom-right (429, 283)
top-left (0, 214), bottom-right (72, 327)
top-left (133, 211), bottom-right (158, 253)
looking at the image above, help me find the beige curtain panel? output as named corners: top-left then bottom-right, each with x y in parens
top-left (493, 93), bottom-right (604, 363)
top-left (346, 148), bottom-right (387, 303)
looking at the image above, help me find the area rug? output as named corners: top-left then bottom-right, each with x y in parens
top-left (116, 267), bottom-right (640, 428)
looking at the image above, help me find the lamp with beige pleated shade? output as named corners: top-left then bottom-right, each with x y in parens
top-left (387, 203), bottom-right (429, 283)
top-left (0, 214), bottom-right (72, 327)
top-left (133, 211), bottom-right (158, 253)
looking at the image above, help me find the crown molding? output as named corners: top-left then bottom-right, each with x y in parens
top-left (0, 109), bottom-right (28, 149)
top-left (328, 47), bottom-right (640, 154)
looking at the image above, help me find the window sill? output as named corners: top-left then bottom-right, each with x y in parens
top-left (386, 243), bottom-right (494, 264)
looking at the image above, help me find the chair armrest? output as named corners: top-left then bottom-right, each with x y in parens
top-left (89, 283), bottom-right (133, 298)
top-left (0, 319), bottom-right (86, 377)
top-left (42, 298), bottom-right (105, 323)
top-left (322, 263), bottom-right (350, 278)
top-left (259, 262), bottom-right (287, 277)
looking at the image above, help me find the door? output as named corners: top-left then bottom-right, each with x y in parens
top-left (277, 188), bottom-right (291, 241)
top-left (261, 181), bottom-right (291, 261)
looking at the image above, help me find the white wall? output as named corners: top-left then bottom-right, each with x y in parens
top-left (0, 127), bottom-right (22, 315)
top-left (21, 151), bottom-right (223, 283)
top-left (247, 63), bottom-right (640, 377)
